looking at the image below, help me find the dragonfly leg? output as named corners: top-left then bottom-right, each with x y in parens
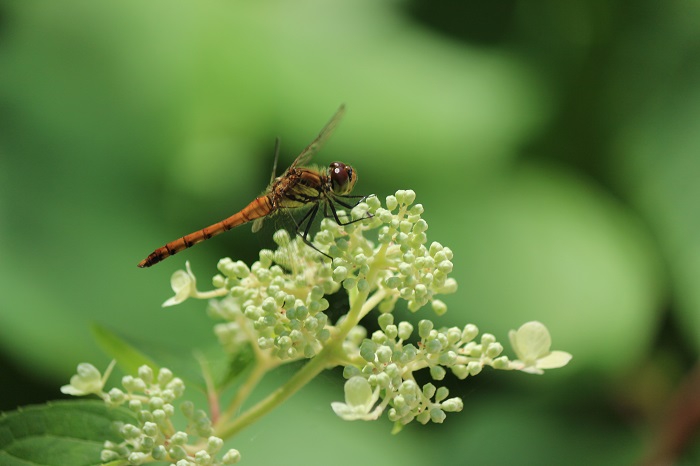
top-left (299, 203), bottom-right (320, 241)
top-left (293, 203), bottom-right (332, 260)
top-left (328, 196), bottom-right (374, 226)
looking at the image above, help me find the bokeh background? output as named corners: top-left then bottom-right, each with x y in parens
top-left (1, 1), bottom-right (699, 464)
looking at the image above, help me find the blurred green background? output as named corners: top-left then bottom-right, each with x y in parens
top-left (1, 0), bottom-right (699, 464)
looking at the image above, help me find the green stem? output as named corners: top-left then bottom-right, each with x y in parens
top-left (217, 358), bottom-right (269, 426)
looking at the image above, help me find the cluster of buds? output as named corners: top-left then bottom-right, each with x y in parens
top-left (333, 313), bottom-right (504, 428)
top-left (172, 190), bottom-right (459, 366)
top-left (333, 318), bottom-right (571, 428)
top-left (62, 363), bottom-right (240, 465)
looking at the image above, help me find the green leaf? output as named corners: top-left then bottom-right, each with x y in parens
top-left (0, 400), bottom-right (135, 466)
top-left (218, 342), bottom-right (255, 390)
top-left (91, 324), bottom-right (159, 376)
top-left (92, 323), bottom-right (242, 393)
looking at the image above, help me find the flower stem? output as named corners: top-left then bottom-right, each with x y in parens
top-left (216, 358), bottom-right (270, 426)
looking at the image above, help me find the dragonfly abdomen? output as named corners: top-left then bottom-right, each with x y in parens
top-left (137, 196), bottom-right (273, 268)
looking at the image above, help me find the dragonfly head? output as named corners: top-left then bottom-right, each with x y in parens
top-left (329, 162), bottom-right (357, 195)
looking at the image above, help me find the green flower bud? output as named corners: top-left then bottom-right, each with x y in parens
top-left (486, 342), bottom-right (504, 358)
top-left (467, 361), bottom-right (483, 376)
top-left (128, 399), bottom-right (142, 412)
top-left (431, 299), bottom-right (447, 316)
top-left (122, 375), bottom-right (146, 393)
top-left (413, 219), bottom-right (428, 233)
top-left (195, 450), bottom-right (212, 464)
top-left (120, 423), bottom-right (141, 439)
top-left (107, 388), bottom-right (125, 405)
top-left (157, 367), bottom-right (174, 387)
top-left (344, 366), bottom-right (361, 379)
top-left (137, 365), bottom-right (154, 385)
top-left (430, 407), bottom-right (446, 423)
top-left (100, 450), bottom-right (120, 463)
top-left (416, 409), bottom-right (431, 425)
top-left (151, 445), bottom-right (167, 460)
top-left (333, 266), bottom-right (348, 282)
top-left (127, 452), bottom-right (148, 465)
top-left (451, 364), bottom-right (468, 379)
top-left (401, 344), bottom-right (418, 362)
top-left (385, 276), bottom-right (401, 289)
top-left (137, 410), bottom-right (153, 423)
top-left (142, 421), bottom-right (158, 437)
top-left (360, 340), bottom-right (377, 362)
top-left (168, 445), bottom-right (187, 461)
top-left (378, 313), bottom-right (394, 330)
top-left (430, 365), bottom-right (446, 380)
top-left (481, 333), bottom-right (496, 347)
top-left (462, 324), bottom-right (479, 342)
top-left (376, 371), bottom-right (391, 388)
top-left (492, 356), bottom-right (510, 369)
top-left (418, 320), bottom-right (433, 338)
top-left (438, 351), bottom-right (457, 366)
top-left (152, 409), bottom-right (167, 423)
top-left (171, 431), bottom-right (188, 446)
top-left (317, 328), bottom-right (331, 342)
top-left (398, 321), bottom-right (413, 340)
top-left (441, 397), bottom-right (463, 412)
top-left (357, 278), bottom-right (369, 292)
top-left (376, 345), bottom-right (392, 364)
top-left (435, 386), bottom-right (449, 402)
top-left (422, 383), bottom-right (436, 399)
top-left (222, 449), bottom-right (242, 464)
top-left (273, 230), bottom-right (291, 246)
top-left (385, 363), bottom-right (400, 378)
top-left (148, 397), bottom-right (164, 410)
top-left (399, 379), bottom-right (418, 396)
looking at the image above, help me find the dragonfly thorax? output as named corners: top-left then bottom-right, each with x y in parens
top-left (329, 162), bottom-right (357, 195)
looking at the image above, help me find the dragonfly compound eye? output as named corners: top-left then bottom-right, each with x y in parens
top-left (329, 162), bottom-right (357, 195)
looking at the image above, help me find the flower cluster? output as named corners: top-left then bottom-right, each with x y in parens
top-left (158, 190), bottom-right (570, 432)
top-left (172, 190), bottom-right (458, 365)
top-left (333, 316), bottom-right (571, 428)
top-left (333, 314), bottom-right (489, 427)
top-left (208, 245), bottom-right (336, 361)
top-left (62, 363), bottom-right (240, 465)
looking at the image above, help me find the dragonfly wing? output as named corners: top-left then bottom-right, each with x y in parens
top-left (252, 217), bottom-right (265, 233)
top-left (268, 138), bottom-right (281, 184)
top-left (291, 105), bottom-right (346, 169)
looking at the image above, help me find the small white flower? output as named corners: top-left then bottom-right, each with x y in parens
top-left (61, 360), bottom-right (115, 396)
top-left (163, 261), bottom-right (197, 307)
top-left (509, 321), bottom-right (572, 374)
top-left (331, 376), bottom-right (383, 421)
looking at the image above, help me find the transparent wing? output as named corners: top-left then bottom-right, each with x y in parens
top-left (252, 217), bottom-right (265, 233)
top-left (290, 104), bottom-right (346, 169)
top-left (268, 138), bottom-right (281, 184)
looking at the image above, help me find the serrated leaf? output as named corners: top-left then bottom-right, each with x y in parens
top-left (0, 400), bottom-right (135, 466)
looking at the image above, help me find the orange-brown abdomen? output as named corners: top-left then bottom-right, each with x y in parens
top-left (137, 195), bottom-right (273, 268)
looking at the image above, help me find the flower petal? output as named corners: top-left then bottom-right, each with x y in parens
top-left (536, 350), bottom-right (572, 369)
top-left (511, 321), bottom-right (552, 362)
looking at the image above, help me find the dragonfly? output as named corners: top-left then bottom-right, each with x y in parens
top-left (138, 105), bottom-right (368, 268)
